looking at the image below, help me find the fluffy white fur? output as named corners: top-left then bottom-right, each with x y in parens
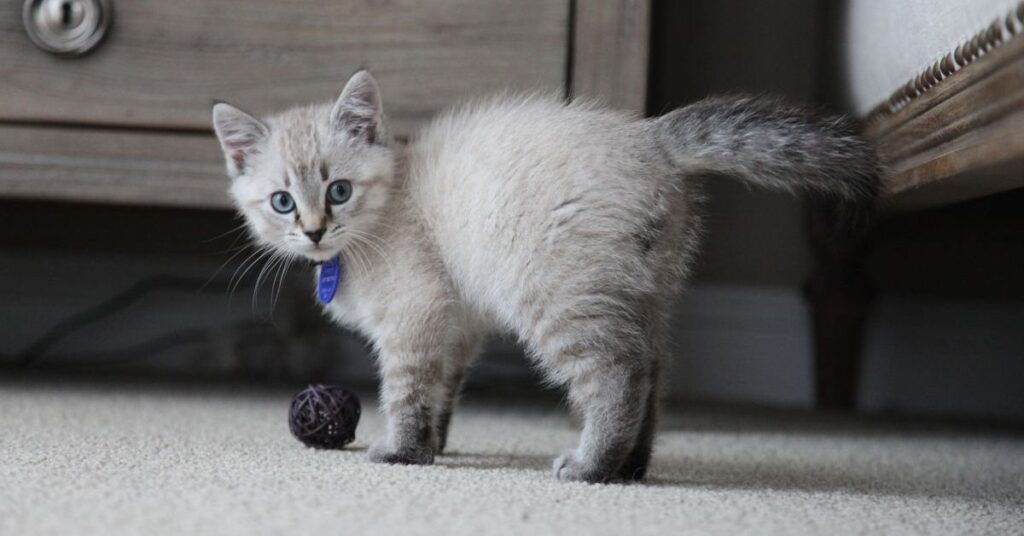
top-left (213, 71), bottom-right (877, 483)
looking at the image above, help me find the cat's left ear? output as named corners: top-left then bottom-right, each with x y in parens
top-left (331, 70), bottom-right (382, 144)
top-left (212, 102), bottom-right (268, 179)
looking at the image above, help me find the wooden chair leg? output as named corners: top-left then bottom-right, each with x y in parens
top-left (805, 195), bottom-right (875, 410)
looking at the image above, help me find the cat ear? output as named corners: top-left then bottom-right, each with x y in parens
top-left (212, 102), bottom-right (268, 178)
top-left (331, 70), bottom-right (382, 144)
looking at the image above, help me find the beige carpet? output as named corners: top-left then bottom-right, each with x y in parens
top-left (2, 380), bottom-right (1022, 535)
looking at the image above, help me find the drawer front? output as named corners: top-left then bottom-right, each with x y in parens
top-left (0, 124), bottom-right (228, 208)
top-left (0, 0), bottom-right (569, 136)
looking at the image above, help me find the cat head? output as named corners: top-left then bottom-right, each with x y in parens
top-left (212, 70), bottom-right (395, 262)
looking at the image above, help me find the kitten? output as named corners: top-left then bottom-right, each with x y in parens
top-left (212, 70), bottom-right (878, 483)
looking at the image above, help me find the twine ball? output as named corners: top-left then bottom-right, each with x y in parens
top-left (288, 384), bottom-right (361, 449)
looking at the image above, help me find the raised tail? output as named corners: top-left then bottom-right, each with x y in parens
top-left (654, 95), bottom-right (880, 200)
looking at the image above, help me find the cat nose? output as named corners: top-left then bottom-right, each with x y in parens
top-left (304, 228), bottom-right (326, 245)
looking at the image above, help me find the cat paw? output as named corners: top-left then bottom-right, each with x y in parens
top-left (368, 439), bottom-right (435, 465)
top-left (614, 445), bottom-right (652, 482)
top-left (614, 459), bottom-right (649, 482)
top-left (552, 450), bottom-right (618, 484)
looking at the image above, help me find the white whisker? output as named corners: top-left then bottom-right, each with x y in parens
top-left (204, 242), bottom-right (257, 291)
top-left (229, 247), bottom-right (274, 306)
top-left (203, 221), bottom-right (249, 243)
top-left (271, 256), bottom-right (293, 312)
top-left (348, 231), bottom-right (394, 275)
top-left (252, 253), bottom-right (279, 316)
top-left (344, 239), bottom-right (371, 278)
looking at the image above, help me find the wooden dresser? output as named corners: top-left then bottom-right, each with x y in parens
top-left (0, 0), bottom-right (650, 209)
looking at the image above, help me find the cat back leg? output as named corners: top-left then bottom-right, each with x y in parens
top-left (530, 298), bottom-right (655, 483)
top-left (614, 358), bottom-right (660, 481)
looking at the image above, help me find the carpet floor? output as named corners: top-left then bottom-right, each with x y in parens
top-left (2, 379), bottom-right (1022, 535)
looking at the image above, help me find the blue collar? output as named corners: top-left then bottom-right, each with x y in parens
top-left (317, 256), bottom-right (342, 304)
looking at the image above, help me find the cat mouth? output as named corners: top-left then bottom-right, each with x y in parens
top-left (300, 244), bottom-right (341, 262)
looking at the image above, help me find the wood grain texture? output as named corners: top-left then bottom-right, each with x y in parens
top-left (866, 35), bottom-right (1024, 210)
top-left (0, 125), bottom-right (230, 209)
top-left (0, 0), bottom-right (569, 136)
top-left (571, 0), bottom-right (650, 112)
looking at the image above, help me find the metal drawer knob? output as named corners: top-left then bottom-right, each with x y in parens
top-left (23, 0), bottom-right (112, 56)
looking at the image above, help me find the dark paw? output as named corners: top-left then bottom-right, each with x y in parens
top-left (368, 439), bottom-right (435, 465)
top-left (614, 447), bottom-right (651, 481)
top-left (614, 459), bottom-right (649, 482)
top-left (552, 450), bottom-right (619, 484)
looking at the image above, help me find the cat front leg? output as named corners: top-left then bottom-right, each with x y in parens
top-left (368, 340), bottom-right (448, 465)
top-left (366, 272), bottom-right (457, 466)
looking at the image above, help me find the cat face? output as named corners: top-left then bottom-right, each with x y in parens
top-left (212, 71), bottom-right (395, 262)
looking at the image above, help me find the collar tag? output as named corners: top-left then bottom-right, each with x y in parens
top-left (318, 257), bottom-right (342, 304)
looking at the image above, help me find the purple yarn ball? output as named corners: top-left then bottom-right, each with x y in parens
top-left (288, 385), bottom-right (361, 449)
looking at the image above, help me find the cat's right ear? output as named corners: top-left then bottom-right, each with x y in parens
top-left (212, 102), bottom-right (268, 178)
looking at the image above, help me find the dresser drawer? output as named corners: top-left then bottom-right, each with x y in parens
top-left (0, 0), bottom-right (648, 208)
top-left (1, 0), bottom-right (568, 134)
top-left (0, 124), bottom-right (227, 208)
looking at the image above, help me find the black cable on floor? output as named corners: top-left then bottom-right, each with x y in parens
top-left (7, 275), bottom-right (239, 368)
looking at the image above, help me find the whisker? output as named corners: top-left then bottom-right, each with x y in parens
top-left (348, 230), bottom-right (394, 274)
top-left (350, 230), bottom-right (389, 254)
top-left (221, 226), bottom-right (253, 255)
top-left (202, 221), bottom-right (249, 243)
top-left (271, 256), bottom-right (293, 312)
top-left (226, 246), bottom-right (267, 292)
top-left (202, 242), bottom-right (257, 292)
top-left (269, 260), bottom-right (283, 313)
top-left (211, 241), bottom-right (253, 255)
top-left (344, 240), bottom-right (370, 278)
top-left (349, 226), bottom-right (390, 246)
top-left (253, 253), bottom-right (285, 317)
top-left (367, 219), bottom-right (399, 232)
top-left (341, 244), bottom-right (363, 278)
top-left (228, 247), bottom-right (274, 306)
top-left (347, 235), bottom-right (380, 273)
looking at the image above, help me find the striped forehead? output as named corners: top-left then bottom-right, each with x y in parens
top-left (278, 122), bottom-right (323, 188)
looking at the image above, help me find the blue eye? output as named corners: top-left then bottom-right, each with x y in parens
top-left (326, 180), bottom-right (352, 205)
top-left (270, 191), bottom-right (295, 213)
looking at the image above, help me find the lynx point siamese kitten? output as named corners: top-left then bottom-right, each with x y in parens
top-left (212, 70), bottom-right (877, 483)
